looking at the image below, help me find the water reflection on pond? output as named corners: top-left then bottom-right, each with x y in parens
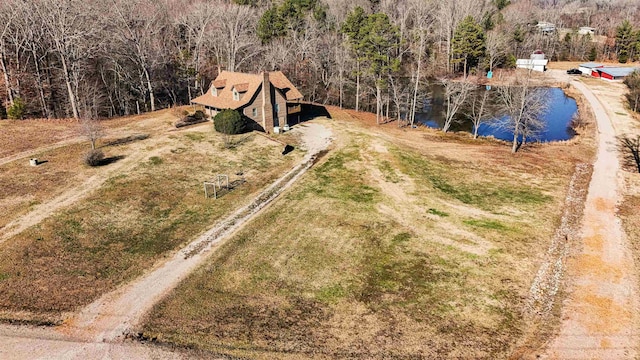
top-left (414, 87), bottom-right (578, 142)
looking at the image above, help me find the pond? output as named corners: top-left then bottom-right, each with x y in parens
top-left (414, 87), bottom-right (578, 142)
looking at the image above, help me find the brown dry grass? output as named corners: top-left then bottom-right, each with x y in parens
top-left (141, 107), bottom-right (594, 359)
top-left (0, 119), bottom-right (79, 159)
top-left (0, 113), bottom-right (301, 324)
top-left (0, 143), bottom-right (100, 230)
top-left (0, 109), bottom-right (188, 236)
top-left (547, 61), bottom-right (640, 71)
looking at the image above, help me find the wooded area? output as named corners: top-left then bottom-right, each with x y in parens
top-left (0, 0), bottom-right (638, 120)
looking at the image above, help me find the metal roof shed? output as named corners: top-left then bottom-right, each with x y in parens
top-left (598, 67), bottom-right (639, 80)
top-left (579, 62), bottom-right (603, 68)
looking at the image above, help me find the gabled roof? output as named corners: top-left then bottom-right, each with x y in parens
top-left (191, 71), bottom-right (303, 110)
top-left (268, 71), bottom-right (303, 100)
top-left (234, 83), bottom-right (250, 93)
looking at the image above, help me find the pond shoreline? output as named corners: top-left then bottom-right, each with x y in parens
top-left (414, 85), bottom-right (579, 143)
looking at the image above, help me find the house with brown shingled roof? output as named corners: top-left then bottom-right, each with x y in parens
top-left (191, 71), bottom-right (303, 134)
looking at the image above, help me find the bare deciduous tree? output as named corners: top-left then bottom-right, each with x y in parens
top-left (497, 73), bottom-right (549, 153)
top-left (441, 78), bottom-right (475, 132)
top-left (175, 2), bottom-right (215, 97)
top-left (468, 86), bottom-right (492, 139)
top-left (38, 0), bottom-right (98, 119)
top-left (81, 117), bottom-right (104, 150)
top-left (485, 30), bottom-right (508, 72)
top-left (110, 0), bottom-right (166, 112)
top-left (0, 0), bottom-right (18, 106)
top-left (209, 3), bottom-right (259, 72)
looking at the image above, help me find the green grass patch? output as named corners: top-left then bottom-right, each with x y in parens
top-left (463, 219), bottom-right (511, 231)
top-left (184, 132), bottom-right (206, 141)
top-left (309, 148), bottom-right (380, 205)
top-left (316, 284), bottom-right (348, 303)
top-left (394, 150), bottom-right (550, 209)
top-left (148, 156), bottom-right (163, 165)
top-left (378, 160), bottom-right (401, 183)
top-left (428, 208), bottom-right (449, 217)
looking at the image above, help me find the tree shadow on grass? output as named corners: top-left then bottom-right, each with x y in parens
top-left (619, 135), bottom-right (640, 173)
top-left (97, 155), bottom-right (126, 166)
top-left (102, 134), bottom-right (150, 147)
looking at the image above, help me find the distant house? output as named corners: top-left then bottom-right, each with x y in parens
top-left (578, 62), bottom-right (603, 76)
top-left (536, 22), bottom-right (556, 34)
top-left (191, 71), bottom-right (303, 134)
top-left (578, 26), bottom-right (596, 35)
top-left (516, 51), bottom-right (548, 72)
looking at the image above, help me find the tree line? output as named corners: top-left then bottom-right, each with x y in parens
top-left (0, 0), bottom-right (638, 121)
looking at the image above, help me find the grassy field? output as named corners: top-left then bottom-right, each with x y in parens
top-left (141, 109), bottom-right (594, 359)
top-left (0, 113), bottom-right (301, 324)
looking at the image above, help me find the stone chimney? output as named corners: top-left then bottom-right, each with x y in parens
top-left (262, 71), bottom-right (274, 133)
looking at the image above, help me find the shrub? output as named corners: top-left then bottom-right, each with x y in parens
top-left (175, 116), bottom-right (208, 128)
top-left (175, 110), bottom-right (209, 128)
top-left (625, 71), bottom-right (640, 113)
top-left (7, 98), bottom-right (25, 120)
top-left (214, 109), bottom-right (246, 135)
top-left (84, 149), bottom-right (105, 167)
top-left (193, 110), bottom-right (206, 120)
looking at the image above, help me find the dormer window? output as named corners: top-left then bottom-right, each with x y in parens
top-left (233, 89), bottom-right (239, 101)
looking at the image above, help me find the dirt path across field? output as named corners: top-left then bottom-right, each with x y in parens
top-left (542, 74), bottom-right (640, 358)
top-left (0, 122), bottom-right (332, 359)
top-left (0, 145), bottom-right (159, 244)
top-left (0, 138), bottom-right (83, 167)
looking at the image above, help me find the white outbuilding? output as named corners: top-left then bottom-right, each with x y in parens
top-left (516, 51), bottom-right (548, 72)
top-left (578, 62), bottom-right (603, 76)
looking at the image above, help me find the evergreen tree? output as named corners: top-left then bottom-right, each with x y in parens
top-left (452, 16), bottom-right (486, 77)
top-left (636, 30), bottom-right (640, 61)
top-left (358, 13), bottom-right (400, 124)
top-left (257, 7), bottom-right (287, 44)
top-left (341, 6), bottom-right (368, 111)
top-left (513, 24), bottom-right (524, 44)
top-left (494, 0), bottom-right (510, 10)
top-left (7, 98), bottom-right (25, 120)
top-left (256, 0), bottom-right (320, 44)
top-left (588, 45), bottom-right (598, 62)
top-left (616, 20), bottom-right (634, 63)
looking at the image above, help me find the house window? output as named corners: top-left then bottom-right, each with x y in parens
top-left (252, 108), bottom-right (257, 117)
top-left (275, 104), bottom-right (279, 114)
top-left (233, 89), bottom-right (239, 101)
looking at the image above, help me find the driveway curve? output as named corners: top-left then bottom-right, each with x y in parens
top-left (542, 77), bottom-right (640, 358)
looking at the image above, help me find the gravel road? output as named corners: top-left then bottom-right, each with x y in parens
top-left (542, 74), bottom-right (640, 359)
